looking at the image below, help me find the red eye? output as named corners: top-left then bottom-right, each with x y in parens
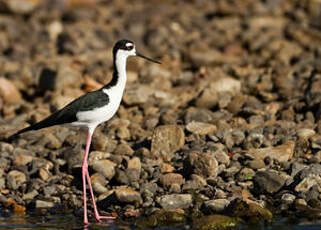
top-left (127, 45), bottom-right (133, 50)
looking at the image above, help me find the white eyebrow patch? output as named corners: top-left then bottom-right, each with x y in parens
top-left (126, 43), bottom-right (133, 47)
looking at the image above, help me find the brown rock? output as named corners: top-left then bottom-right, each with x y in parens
top-left (115, 187), bottom-right (142, 203)
top-left (91, 173), bottom-right (108, 194)
top-left (160, 173), bottom-right (185, 189)
top-left (161, 163), bottom-right (175, 173)
top-left (186, 121), bottom-right (217, 135)
top-left (184, 151), bottom-right (218, 178)
top-left (13, 154), bottom-right (33, 166)
top-left (126, 157), bottom-right (141, 182)
top-left (246, 141), bottom-right (295, 162)
top-left (0, 78), bottom-right (22, 104)
top-left (151, 125), bottom-right (185, 161)
top-left (92, 160), bottom-right (116, 180)
top-left (7, 170), bottom-right (26, 190)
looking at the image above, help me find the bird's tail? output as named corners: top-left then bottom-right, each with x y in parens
top-left (7, 111), bottom-right (62, 142)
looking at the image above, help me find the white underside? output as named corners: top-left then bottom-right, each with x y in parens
top-left (71, 49), bottom-right (131, 134)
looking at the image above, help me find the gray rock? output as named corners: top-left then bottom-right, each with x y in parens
top-left (253, 169), bottom-right (286, 194)
top-left (295, 175), bottom-right (321, 193)
top-left (158, 194), bottom-right (192, 210)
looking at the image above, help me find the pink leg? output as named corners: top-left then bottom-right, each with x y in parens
top-left (82, 131), bottom-right (93, 225)
top-left (82, 129), bottom-right (115, 224)
top-left (85, 171), bottom-right (116, 221)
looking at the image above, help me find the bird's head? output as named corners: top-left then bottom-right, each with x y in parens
top-left (113, 39), bottom-right (161, 64)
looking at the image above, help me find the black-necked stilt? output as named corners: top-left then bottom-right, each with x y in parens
top-left (9, 39), bottom-right (160, 225)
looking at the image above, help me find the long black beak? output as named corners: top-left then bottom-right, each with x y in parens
top-left (136, 51), bottom-right (161, 64)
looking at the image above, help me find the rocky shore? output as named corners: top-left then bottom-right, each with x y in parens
top-left (1, 0), bottom-right (321, 229)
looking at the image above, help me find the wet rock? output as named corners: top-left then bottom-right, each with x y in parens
top-left (226, 198), bottom-right (272, 223)
top-left (151, 125), bottom-right (185, 161)
top-left (0, 77), bottom-right (22, 104)
top-left (193, 214), bottom-right (241, 230)
top-left (186, 121), bottom-right (217, 135)
top-left (6, 170), bottom-right (26, 190)
top-left (204, 199), bottom-right (230, 213)
top-left (253, 169), bottom-right (287, 194)
top-left (158, 194), bottom-right (192, 210)
top-left (92, 159), bottom-right (116, 180)
top-left (184, 151), bottom-right (218, 178)
top-left (115, 187), bottom-right (142, 203)
top-left (135, 210), bottom-right (185, 228)
top-left (159, 173), bottom-right (185, 189)
top-left (246, 141), bottom-right (295, 162)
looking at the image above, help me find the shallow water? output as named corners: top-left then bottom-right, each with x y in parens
top-left (0, 214), bottom-right (321, 230)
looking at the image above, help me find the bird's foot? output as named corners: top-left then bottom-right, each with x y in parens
top-left (96, 215), bottom-right (116, 222)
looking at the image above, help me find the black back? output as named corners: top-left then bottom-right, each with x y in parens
top-left (9, 89), bottom-right (109, 140)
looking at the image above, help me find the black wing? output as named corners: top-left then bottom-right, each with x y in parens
top-left (9, 89), bottom-right (109, 140)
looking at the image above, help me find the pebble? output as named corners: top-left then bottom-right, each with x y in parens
top-left (115, 187), bottom-right (142, 203)
top-left (126, 157), bottom-right (141, 182)
top-left (13, 154), bottom-right (33, 166)
top-left (184, 151), bottom-right (218, 178)
top-left (204, 199), bottom-right (230, 213)
top-left (246, 141), bottom-right (295, 162)
top-left (253, 170), bottom-right (287, 194)
top-left (151, 125), bottom-right (185, 161)
top-left (22, 190), bottom-right (39, 200)
top-left (158, 194), bottom-right (192, 210)
top-left (91, 173), bottom-right (108, 194)
top-left (92, 159), bottom-right (116, 180)
top-left (36, 200), bottom-right (55, 209)
top-left (6, 170), bottom-right (26, 190)
top-left (159, 173), bottom-right (185, 189)
top-left (186, 121), bottom-right (217, 135)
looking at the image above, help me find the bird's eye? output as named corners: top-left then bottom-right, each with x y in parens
top-left (126, 45), bottom-right (134, 50)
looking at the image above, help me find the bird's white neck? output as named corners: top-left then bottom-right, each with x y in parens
top-left (114, 50), bottom-right (128, 91)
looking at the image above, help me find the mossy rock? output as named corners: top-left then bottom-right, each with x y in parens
top-left (134, 210), bottom-right (186, 228)
top-left (193, 215), bottom-right (242, 230)
top-left (226, 198), bottom-right (272, 223)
